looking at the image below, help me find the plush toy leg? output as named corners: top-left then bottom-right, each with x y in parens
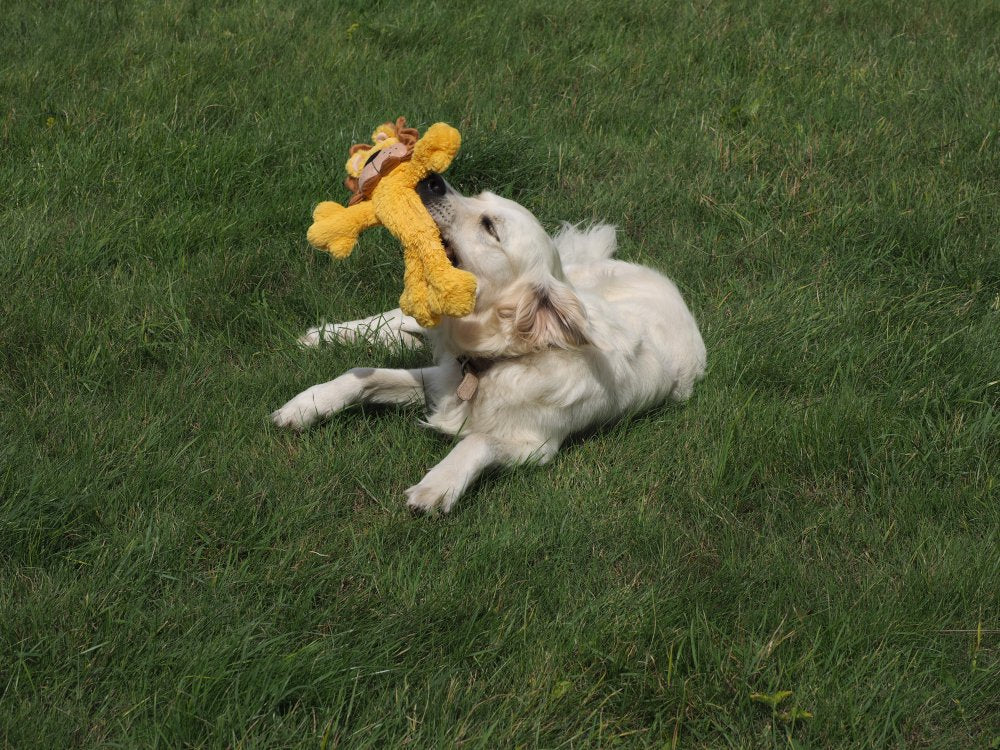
top-left (397, 248), bottom-right (478, 328)
top-left (399, 250), bottom-right (436, 328)
top-left (375, 188), bottom-right (477, 328)
top-left (397, 242), bottom-right (478, 328)
top-left (420, 241), bottom-right (478, 318)
top-left (306, 201), bottom-right (378, 259)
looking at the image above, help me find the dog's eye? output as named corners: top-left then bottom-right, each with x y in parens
top-left (480, 216), bottom-right (500, 242)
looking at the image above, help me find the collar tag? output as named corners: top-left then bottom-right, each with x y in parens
top-left (456, 371), bottom-right (479, 401)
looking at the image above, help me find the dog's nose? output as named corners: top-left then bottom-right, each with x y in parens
top-left (416, 172), bottom-right (449, 203)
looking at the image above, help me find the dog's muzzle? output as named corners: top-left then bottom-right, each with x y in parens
top-left (416, 173), bottom-right (461, 266)
top-left (417, 172), bottom-right (456, 231)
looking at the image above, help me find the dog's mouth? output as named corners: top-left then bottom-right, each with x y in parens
top-left (418, 174), bottom-right (462, 269)
top-left (441, 233), bottom-right (462, 268)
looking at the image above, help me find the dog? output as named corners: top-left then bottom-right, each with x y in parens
top-left (272, 173), bottom-right (706, 513)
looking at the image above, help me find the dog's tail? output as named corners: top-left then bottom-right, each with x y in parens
top-left (552, 223), bottom-right (617, 266)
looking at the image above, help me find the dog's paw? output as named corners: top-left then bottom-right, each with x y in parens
top-left (297, 326), bottom-right (325, 347)
top-left (270, 399), bottom-right (319, 431)
top-left (298, 324), bottom-right (357, 348)
top-left (404, 480), bottom-right (457, 515)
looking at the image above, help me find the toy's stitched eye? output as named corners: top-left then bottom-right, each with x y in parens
top-left (363, 150), bottom-right (380, 167)
top-left (481, 216), bottom-right (499, 241)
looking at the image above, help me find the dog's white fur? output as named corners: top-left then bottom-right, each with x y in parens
top-left (273, 186), bottom-right (706, 513)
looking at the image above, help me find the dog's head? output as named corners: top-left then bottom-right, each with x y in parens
top-left (418, 173), bottom-right (591, 357)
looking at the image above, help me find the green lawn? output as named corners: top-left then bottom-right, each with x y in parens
top-left (2, 0), bottom-right (998, 747)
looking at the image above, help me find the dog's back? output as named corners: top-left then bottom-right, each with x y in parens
top-left (556, 224), bottom-right (707, 403)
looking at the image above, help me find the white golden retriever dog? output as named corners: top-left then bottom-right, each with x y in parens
top-left (272, 174), bottom-right (706, 513)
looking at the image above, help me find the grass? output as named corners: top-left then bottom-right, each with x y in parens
top-left (1, 0), bottom-right (998, 746)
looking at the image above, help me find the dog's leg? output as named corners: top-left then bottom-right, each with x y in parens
top-left (299, 308), bottom-right (426, 349)
top-left (271, 367), bottom-right (437, 431)
top-left (405, 434), bottom-right (558, 514)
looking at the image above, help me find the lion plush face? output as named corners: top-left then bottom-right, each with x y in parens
top-left (343, 117), bottom-right (419, 205)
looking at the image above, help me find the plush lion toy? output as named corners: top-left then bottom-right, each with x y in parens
top-left (306, 117), bottom-right (477, 327)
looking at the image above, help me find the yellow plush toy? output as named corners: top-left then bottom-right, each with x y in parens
top-left (306, 117), bottom-right (477, 327)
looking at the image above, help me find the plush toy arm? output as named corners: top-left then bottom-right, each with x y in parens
top-left (410, 123), bottom-right (462, 177)
top-left (306, 200), bottom-right (378, 259)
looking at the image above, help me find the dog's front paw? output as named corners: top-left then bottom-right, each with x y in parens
top-left (270, 398), bottom-right (320, 431)
top-left (297, 326), bottom-right (326, 348)
top-left (298, 323), bottom-right (356, 348)
top-left (404, 480), bottom-right (457, 515)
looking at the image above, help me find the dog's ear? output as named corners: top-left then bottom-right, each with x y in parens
top-left (506, 281), bottom-right (591, 351)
